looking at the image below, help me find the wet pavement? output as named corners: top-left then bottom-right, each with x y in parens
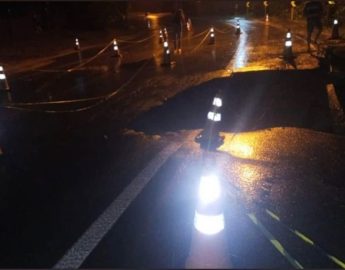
top-left (0, 13), bottom-right (345, 268)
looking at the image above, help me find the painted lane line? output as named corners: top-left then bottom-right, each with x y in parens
top-left (54, 142), bottom-right (183, 269)
top-left (265, 209), bottom-right (345, 269)
top-left (225, 188), bottom-right (303, 269)
top-left (247, 213), bottom-right (304, 269)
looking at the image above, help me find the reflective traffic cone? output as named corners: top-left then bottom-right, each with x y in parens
top-left (209, 27), bottom-right (215, 45)
top-left (331, 19), bottom-right (340, 39)
top-left (159, 29), bottom-right (164, 44)
top-left (163, 27), bottom-right (168, 41)
top-left (75, 38), bottom-right (80, 50)
top-left (283, 30), bottom-right (294, 60)
top-left (161, 41), bottom-right (171, 66)
top-left (265, 14), bottom-right (269, 22)
top-left (195, 95), bottom-right (224, 149)
top-left (186, 173), bottom-right (230, 268)
top-left (235, 19), bottom-right (241, 35)
top-left (112, 39), bottom-right (120, 57)
top-left (0, 66), bottom-right (10, 91)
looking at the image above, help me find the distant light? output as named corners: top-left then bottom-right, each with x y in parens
top-left (166, 49), bottom-right (170, 54)
top-left (210, 27), bottom-right (214, 32)
top-left (208, 112), bottom-right (221, 122)
top-left (114, 45), bottom-right (118, 50)
top-left (211, 33), bottom-right (215, 37)
top-left (328, 1), bottom-right (335, 5)
top-left (113, 40), bottom-right (117, 45)
top-left (194, 211), bottom-right (225, 235)
top-left (0, 74), bottom-right (6, 80)
top-left (198, 175), bottom-right (221, 205)
top-left (0, 66), bottom-right (3, 71)
top-left (213, 97), bottom-right (222, 107)
top-left (286, 32), bottom-right (291, 39)
top-left (285, 40), bottom-right (292, 47)
top-left (334, 19), bottom-right (338, 25)
top-left (163, 41), bottom-right (168, 48)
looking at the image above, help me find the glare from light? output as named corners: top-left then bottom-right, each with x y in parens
top-left (334, 19), bottom-right (338, 25)
top-left (210, 27), bottom-right (214, 32)
top-left (286, 32), bottom-right (291, 39)
top-left (207, 112), bottom-right (221, 122)
top-left (213, 97), bottom-right (222, 107)
top-left (229, 141), bottom-right (253, 157)
top-left (0, 66), bottom-right (3, 71)
top-left (285, 40), bottom-right (292, 47)
top-left (163, 41), bottom-right (168, 48)
top-left (166, 49), bottom-right (170, 54)
top-left (194, 211), bottom-right (225, 235)
top-left (211, 33), bottom-right (215, 37)
top-left (198, 175), bottom-right (221, 205)
top-left (328, 1), bottom-right (335, 4)
top-left (0, 74), bottom-right (5, 80)
top-left (113, 40), bottom-right (117, 45)
top-left (75, 38), bottom-right (79, 45)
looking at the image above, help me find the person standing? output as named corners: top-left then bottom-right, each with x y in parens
top-left (172, 9), bottom-right (186, 54)
top-left (303, 0), bottom-right (323, 51)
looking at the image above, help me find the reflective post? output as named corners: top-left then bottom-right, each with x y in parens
top-left (0, 66), bottom-right (10, 91)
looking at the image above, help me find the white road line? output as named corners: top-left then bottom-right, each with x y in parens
top-left (54, 142), bottom-right (183, 269)
top-left (326, 83), bottom-right (345, 133)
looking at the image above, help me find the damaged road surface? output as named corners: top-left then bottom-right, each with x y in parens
top-left (0, 13), bottom-right (344, 269)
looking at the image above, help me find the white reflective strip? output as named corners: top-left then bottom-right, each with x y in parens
top-left (213, 97), bottom-right (222, 107)
top-left (194, 211), bottom-right (225, 235)
top-left (53, 142), bottom-right (183, 269)
top-left (207, 112), bottom-right (221, 122)
top-left (285, 40), bottom-right (292, 47)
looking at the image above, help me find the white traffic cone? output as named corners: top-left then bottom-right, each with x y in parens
top-left (0, 66), bottom-right (10, 91)
top-left (331, 19), bottom-right (340, 39)
top-left (195, 95), bottom-right (224, 149)
top-left (235, 19), bottom-right (241, 35)
top-left (75, 38), bottom-right (80, 50)
top-left (283, 30), bottom-right (294, 60)
top-left (209, 27), bottom-right (215, 44)
top-left (161, 41), bottom-right (171, 66)
top-left (112, 39), bottom-right (120, 57)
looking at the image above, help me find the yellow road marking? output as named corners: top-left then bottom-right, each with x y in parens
top-left (247, 213), bottom-right (304, 269)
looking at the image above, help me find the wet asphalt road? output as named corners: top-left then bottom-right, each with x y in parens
top-left (0, 14), bottom-right (345, 268)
